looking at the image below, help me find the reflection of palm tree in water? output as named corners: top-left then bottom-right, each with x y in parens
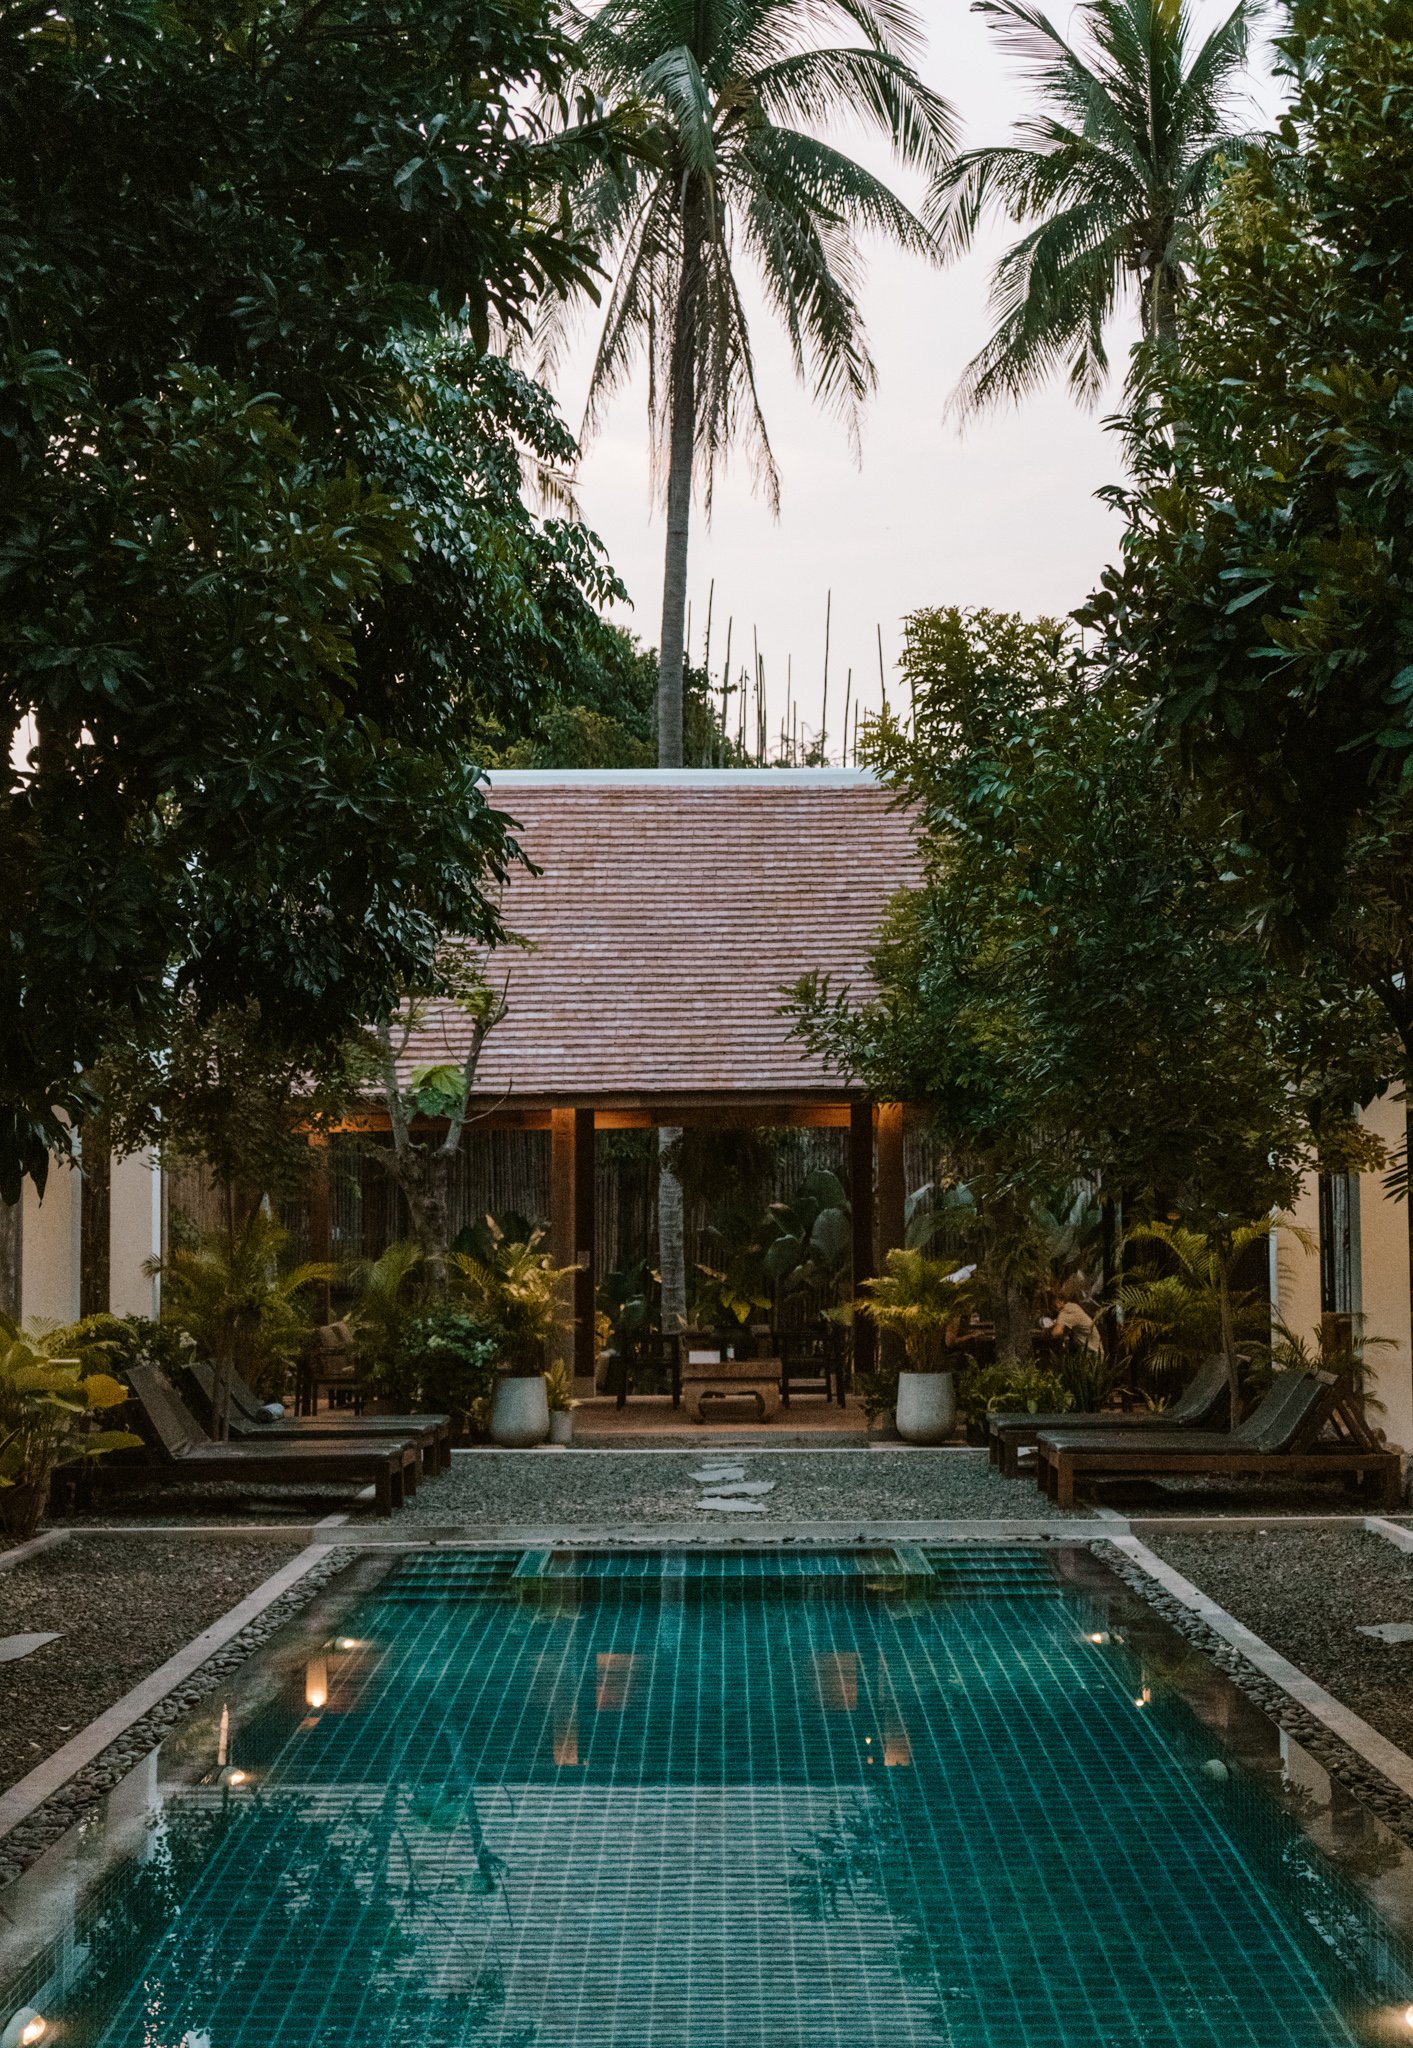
top-left (63, 1795), bottom-right (526, 2048)
top-left (398, 1729), bottom-right (515, 1924)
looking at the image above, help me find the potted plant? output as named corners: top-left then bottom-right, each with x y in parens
top-left (545, 1360), bottom-right (577, 1446)
top-left (852, 1249), bottom-right (974, 1445)
top-left (0, 1320), bottom-right (141, 1538)
top-left (452, 1228), bottom-right (573, 1448)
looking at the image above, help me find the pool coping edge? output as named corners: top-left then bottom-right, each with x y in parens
top-left (1107, 1531), bottom-right (1413, 1802)
top-left (0, 1543), bottom-right (338, 1845)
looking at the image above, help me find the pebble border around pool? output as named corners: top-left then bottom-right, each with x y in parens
top-left (0, 1546), bottom-right (352, 1893)
top-left (1098, 1538), bottom-right (1413, 1849)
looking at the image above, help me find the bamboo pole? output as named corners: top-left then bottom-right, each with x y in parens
top-left (720, 613), bottom-right (732, 759)
top-left (877, 622), bottom-right (888, 716)
top-left (842, 667), bottom-right (852, 767)
top-left (821, 590), bottom-right (831, 760)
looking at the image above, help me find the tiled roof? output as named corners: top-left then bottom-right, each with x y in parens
top-left (404, 769), bottom-right (920, 1102)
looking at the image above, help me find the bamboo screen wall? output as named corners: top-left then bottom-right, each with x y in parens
top-left (165, 1126), bottom-right (945, 1324)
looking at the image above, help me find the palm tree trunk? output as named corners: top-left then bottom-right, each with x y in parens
top-left (656, 1128), bottom-right (687, 1336)
top-left (657, 193), bottom-right (703, 769)
top-left (1147, 258), bottom-right (1180, 351)
top-left (653, 197), bottom-right (704, 1324)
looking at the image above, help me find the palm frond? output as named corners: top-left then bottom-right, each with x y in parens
top-left (749, 45), bottom-right (958, 169)
top-left (931, 0), bottom-right (1253, 412)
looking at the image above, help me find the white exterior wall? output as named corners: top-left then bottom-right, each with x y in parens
top-left (110, 1148), bottom-right (162, 1318)
top-left (1274, 1172), bottom-right (1323, 1349)
top-left (20, 1161), bottom-right (81, 1325)
top-left (1357, 1092), bottom-right (1413, 1452)
top-left (1275, 1092), bottom-right (1413, 1451)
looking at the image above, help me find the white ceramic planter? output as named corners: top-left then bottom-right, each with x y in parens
top-left (547, 1410), bottom-right (574, 1447)
top-left (490, 1373), bottom-right (550, 1448)
top-left (894, 1370), bottom-right (956, 1446)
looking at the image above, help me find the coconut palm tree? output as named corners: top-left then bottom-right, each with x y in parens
top-left (546, 0), bottom-right (957, 764)
top-left (929, 0), bottom-right (1252, 416)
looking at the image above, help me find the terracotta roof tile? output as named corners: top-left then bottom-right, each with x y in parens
top-left (402, 770), bottom-right (920, 1101)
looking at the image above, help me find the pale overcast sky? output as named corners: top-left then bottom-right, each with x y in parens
top-left (547, 0), bottom-right (1279, 755)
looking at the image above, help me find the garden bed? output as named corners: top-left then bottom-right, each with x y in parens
top-left (1145, 1525), bottom-right (1413, 1755)
top-left (0, 1534), bottom-right (300, 1793)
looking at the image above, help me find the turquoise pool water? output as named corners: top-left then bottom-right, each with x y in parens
top-left (4, 1546), bottom-right (1413, 2047)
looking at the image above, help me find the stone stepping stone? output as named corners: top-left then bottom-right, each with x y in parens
top-left (1357, 1621), bottom-right (1413, 1644)
top-left (0, 1632), bottom-right (60, 1664)
top-left (690, 1465), bottom-right (746, 1484)
top-left (697, 1479), bottom-right (775, 1496)
top-left (697, 1497), bottom-right (770, 1514)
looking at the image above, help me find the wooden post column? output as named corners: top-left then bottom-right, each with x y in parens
top-left (875, 1103), bottom-right (907, 1373)
top-left (550, 1108), bottom-right (597, 1392)
top-left (308, 1136), bottom-right (333, 1326)
top-left (849, 1101), bottom-right (876, 1381)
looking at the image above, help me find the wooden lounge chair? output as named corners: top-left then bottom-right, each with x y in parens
top-left (988, 1355), bottom-right (1230, 1477)
top-left (186, 1359), bottom-right (453, 1475)
top-left (109, 1363), bottom-right (419, 1517)
top-left (1034, 1369), bottom-right (1401, 1509)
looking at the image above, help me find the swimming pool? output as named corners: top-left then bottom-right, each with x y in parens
top-left (3, 1544), bottom-right (1413, 2047)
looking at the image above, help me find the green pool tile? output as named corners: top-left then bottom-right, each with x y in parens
top-left (7, 1548), bottom-right (1412, 2048)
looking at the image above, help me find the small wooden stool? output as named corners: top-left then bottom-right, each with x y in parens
top-left (680, 1352), bottom-right (782, 1424)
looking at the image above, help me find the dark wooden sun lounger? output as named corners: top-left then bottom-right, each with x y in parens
top-left (187, 1360), bottom-right (453, 1475)
top-left (1034, 1369), bottom-right (1400, 1509)
top-left (989, 1355), bottom-right (1230, 1477)
top-left (110, 1363), bottom-right (419, 1517)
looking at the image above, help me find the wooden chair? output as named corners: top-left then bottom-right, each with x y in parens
top-left (297, 1321), bottom-right (360, 1416)
top-left (777, 1326), bottom-right (847, 1409)
top-left (607, 1331), bottom-right (683, 1410)
top-left (186, 1359), bottom-right (452, 1475)
top-left (110, 1363), bottom-right (419, 1517)
top-left (1034, 1369), bottom-right (1401, 1509)
top-left (988, 1355), bottom-right (1231, 1477)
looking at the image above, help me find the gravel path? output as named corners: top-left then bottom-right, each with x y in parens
top-left (399, 1446), bottom-right (1092, 1526)
top-left (1144, 1526), bottom-right (1413, 1754)
top-left (0, 1535), bottom-right (299, 1793)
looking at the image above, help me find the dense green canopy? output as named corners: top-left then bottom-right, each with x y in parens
top-left (1082, 0), bottom-right (1413, 1130)
top-left (0, 0), bottom-right (623, 1196)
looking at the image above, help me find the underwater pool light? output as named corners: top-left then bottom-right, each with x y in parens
top-left (1403, 2005), bottom-right (1413, 2029)
top-left (1085, 1632), bottom-right (1111, 1646)
top-left (217, 1766), bottom-right (249, 1789)
top-left (1, 2006), bottom-right (46, 2048)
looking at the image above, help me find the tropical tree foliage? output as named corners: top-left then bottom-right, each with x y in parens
top-left (153, 1214), bottom-right (333, 1427)
top-left (0, 0), bottom-right (623, 1197)
top-left (1116, 1219), bottom-right (1276, 1414)
top-left (546, 0), bottom-right (957, 761)
top-left (930, 0), bottom-right (1253, 413)
top-left (1082, 0), bottom-right (1413, 1194)
top-left (788, 607), bottom-right (1389, 1361)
